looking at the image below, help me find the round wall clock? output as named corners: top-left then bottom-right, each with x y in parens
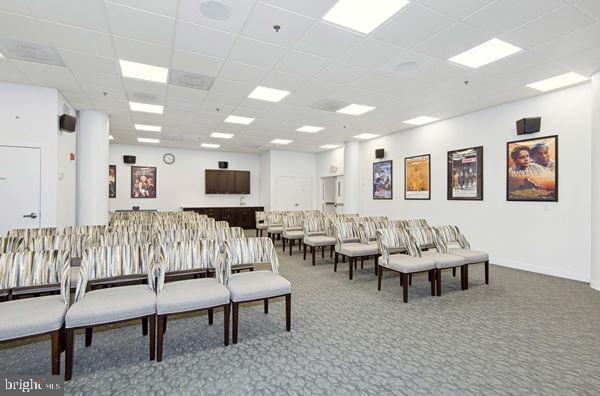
top-left (163, 153), bottom-right (175, 165)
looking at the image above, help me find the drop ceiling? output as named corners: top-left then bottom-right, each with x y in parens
top-left (0, 0), bottom-right (598, 153)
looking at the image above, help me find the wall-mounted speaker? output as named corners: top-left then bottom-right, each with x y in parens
top-left (375, 149), bottom-right (384, 159)
top-left (59, 114), bottom-right (76, 132)
top-left (123, 155), bottom-right (136, 164)
top-left (218, 161), bottom-right (228, 169)
top-left (516, 117), bottom-right (541, 135)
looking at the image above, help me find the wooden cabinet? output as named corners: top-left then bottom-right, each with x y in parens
top-left (205, 169), bottom-right (250, 194)
top-left (183, 206), bottom-right (264, 229)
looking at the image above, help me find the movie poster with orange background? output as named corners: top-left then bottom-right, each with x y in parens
top-left (405, 154), bottom-right (430, 200)
top-left (507, 135), bottom-right (557, 201)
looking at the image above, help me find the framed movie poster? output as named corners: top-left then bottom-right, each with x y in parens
top-left (507, 135), bottom-right (558, 202)
top-left (405, 154), bottom-right (430, 200)
top-left (109, 165), bottom-right (116, 198)
top-left (373, 160), bottom-right (393, 199)
top-left (131, 166), bottom-right (157, 198)
top-left (447, 146), bottom-right (483, 200)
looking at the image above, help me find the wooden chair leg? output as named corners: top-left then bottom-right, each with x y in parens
top-left (51, 328), bottom-right (61, 375)
top-left (224, 303), bottom-right (230, 346)
top-left (60, 325), bottom-right (66, 353)
top-left (299, 240), bottom-right (302, 251)
top-left (401, 273), bottom-right (408, 303)
top-left (377, 265), bottom-right (383, 290)
top-left (142, 317), bottom-right (148, 336)
top-left (330, 245), bottom-right (333, 257)
top-left (321, 246), bottom-right (324, 258)
top-left (374, 256), bottom-right (379, 275)
top-left (208, 308), bottom-right (214, 325)
top-left (334, 252), bottom-right (338, 271)
top-left (264, 299), bottom-right (269, 314)
top-left (157, 315), bottom-right (164, 362)
top-left (149, 314), bottom-right (155, 361)
top-left (163, 316), bottom-right (167, 334)
top-left (349, 257), bottom-right (354, 280)
top-left (85, 327), bottom-right (93, 347)
top-left (409, 274), bottom-right (412, 285)
top-left (256, 229), bottom-right (259, 237)
top-left (290, 239), bottom-right (294, 256)
top-left (342, 255), bottom-right (346, 263)
top-left (303, 243), bottom-right (307, 260)
top-left (282, 238), bottom-right (286, 252)
top-left (232, 302), bottom-right (239, 344)
top-left (453, 267), bottom-right (456, 277)
top-left (464, 265), bottom-right (469, 290)
top-left (430, 270), bottom-right (436, 296)
top-left (312, 246), bottom-right (316, 266)
top-left (400, 273), bottom-right (403, 286)
top-left (485, 260), bottom-right (490, 284)
top-left (360, 257), bottom-right (364, 269)
top-left (285, 294), bottom-right (291, 332)
top-left (65, 328), bottom-right (74, 381)
top-left (436, 268), bottom-right (442, 296)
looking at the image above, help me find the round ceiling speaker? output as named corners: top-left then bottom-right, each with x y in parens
top-left (395, 61), bottom-right (419, 73)
top-left (199, 1), bottom-right (231, 20)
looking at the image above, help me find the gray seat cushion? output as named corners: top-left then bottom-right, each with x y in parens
top-left (227, 270), bottom-right (291, 302)
top-left (338, 243), bottom-right (379, 257)
top-left (157, 279), bottom-right (230, 315)
top-left (385, 254), bottom-right (435, 273)
top-left (0, 295), bottom-right (67, 341)
top-left (257, 223), bottom-right (268, 230)
top-left (421, 251), bottom-right (466, 269)
top-left (448, 248), bottom-right (489, 264)
top-left (305, 235), bottom-right (336, 247)
top-left (267, 226), bottom-right (283, 233)
top-left (70, 266), bottom-right (80, 288)
top-left (283, 230), bottom-right (304, 239)
top-left (66, 284), bottom-right (156, 328)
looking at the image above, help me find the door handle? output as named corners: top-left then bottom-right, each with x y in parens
top-left (23, 212), bottom-right (38, 219)
top-left (294, 203), bottom-right (299, 206)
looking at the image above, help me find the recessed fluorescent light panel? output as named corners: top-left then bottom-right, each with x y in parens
top-left (271, 139), bottom-right (293, 145)
top-left (323, 0), bottom-right (409, 34)
top-left (526, 72), bottom-right (588, 92)
top-left (137, 137), bottom-right (159, 144)
top-left (248, 86), bottom-right (290, 102)
top-left (354, 133), bottom-right (379, 140)
top-left (129, 102), bottom-right (164, 114)
top-left (119, 60), bottom-right (168, 83)
top-left (337, 104), bottom-right (375, 116)
top-left (297, 125), bottom-right (324, 133)
top-left (449, 38), bottom-right (522, 68)
top-left (403, 116), bottom-right (439, 126)
top-left (201, 143), bottom-right (220, 148)
top-left (210, 132), bottom-right (234, 139)
top-left (134, 124), bottom-right (161, 132)
top-left (224, 115), bottom-right (254, 125)
top-left (320, 144), bottom-right (340, 149)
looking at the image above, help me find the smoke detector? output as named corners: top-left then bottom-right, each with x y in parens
top-left (199, 1), bottom-right (231, 20)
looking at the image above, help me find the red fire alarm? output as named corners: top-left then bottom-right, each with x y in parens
top-left (70, 152), bottom-right (75, 161)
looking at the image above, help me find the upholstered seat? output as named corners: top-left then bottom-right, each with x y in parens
top-left (0, 295), bottom-right (67, 341)
top-left (421, 251), bottom-right (465, 269)
top-left (66, 284), bottom-right (156, 328)
top-left (305, 235), bottom-right (336, 247)
top-left (257, 223), bottom-right (268, 230)
top-left (268, 226), bottom-right (283, 233)
top-left (157, 279), bottom-right (230, 315)
top-left (228, 270), bottom-right (292, 302)
top-left (338, 243), bottom-right (378, 257)
top-left (386, 254), bottom-right (436, 273)
top-left (283, 230), bottom-right (304, 239)
top-left (448, 248), bottom-right (489, 264)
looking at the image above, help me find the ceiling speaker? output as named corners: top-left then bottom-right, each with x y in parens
top-left (59, 114), bottom-right (76, 132)
top-left (199, 1), bottom-right (231, 20)
top-left (218, 161), bottom-right (228, 169)
top-left (375, 149), bottom-right (384, 159)
top-left (123, 155), bottom-right (136, 164)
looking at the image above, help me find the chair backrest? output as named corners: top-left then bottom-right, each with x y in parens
top-left (377, 228), bottom-right (421, 265)
top-left (303, 218), bottom-right (328, 237)
top-left (153, 228), bottom-right (199, 244)
top-left (362, 216), bottom-right (388, 222)
top-left (214, 221), bottom-right (229, 230)
top-left (404, 226), bottom-right (447, 253)
top-left (358, 221), bottom-right (390, 244)
top-left (75, 244), bottom-right (154, 301)
top-left (434, 225), bottom-right (470, 249)
top-left (283, 215), bottom-right (303, 231)
top-left (399, 219), bottom-right (429, 228)
top-left (0, 236), bottom-right (24, 253)
top-left (7, 227), bottom-right (58, 239)
top-left (333, 221), bottom-right (360, 250)
top-left (255, 211), bottom-right (266, 223)
top-left (28, 234), bottom-right (91, 258)
top-left (99, 231), bottom-right (152, 246)
top-left (0, 250), bottom-right (70, 303)
top-left (267, 213), bottom-right (283, 228)
top-left (223, 237), bottom-right (279, 283)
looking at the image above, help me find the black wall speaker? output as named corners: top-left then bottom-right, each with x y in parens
top-left (123, 155), bottom-right (136, 164)
top-left (375, 149), bottom-right (384, 159)
top-left (59, 114), bottom-right (76, 132)
top-left (516, 117), bottom-right (541, 135)
top-left (218, 161), bottom-right (228, 169)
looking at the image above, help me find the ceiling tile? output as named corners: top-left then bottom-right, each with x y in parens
top-left (260, 0), bottom-right (338, 19)
top-left (12, 60), bottom-right (81, 90)
top-left (296, 78), bottom-right (342, 96)
top-left (316, 62), bottom-right (366, 84)
top-left (0, 11), bottom-right (51, 45)
top-left (0, 59), bottom-right (31, 84)
top-left (219, 61), bottom-right (269, 84)
top-left (532, 23), bottom-right (600, 60)
top-left (175, 22), bottom-right (236, 58)
top-left (171, 50), bottom-right (224, 76)
top-left (123, 79), bottom-right (167, 102)
top-left (70, 69), bottom-right (123, 89)
top-left (378, 50), bottom-right (440, 77)
top-left (178, 0), bottom-right (256, 34)
top-left (41, 21), bottom-right (114, 57)
top-left (27, 0), bottom-right (109, 32)
top-left (281, 92), bottom-right (322, 107)
top-left (210, 78), bottom-right (255, 97)
top-left (59, 49), bottom-right (119, 75)
top-left (0, 0), bottom-right (33, 16)
top-left (570, 0), bottom-right (600, 19)
top-left (241, 2), bottom-right (315, 48)
top-left (409, 61), bottom-right (468, 85)
top-left (477, 50), bottom-right (547, 78)
top-left (508, 62), bottom-right (570, 86)
top-left (259, 71), bottom-right (307, 91)
top-left (557, 45), bottom-right (600, 76)
top-left (349, 71), bottom-right (402, 91)
top-left (106, 2), bottom-right (175, 46)
top-left (295, 22), bottom-right (363, 59)
top-left (374, 4), bottom-right (454, 49)
top-left (418, 0), bottom-right (494, 19)
top-left (415, 22), bottom-right (491, 60)
top-left (340, 39), bottom-right (404, 69)
top-left (275, 50), bottom-right (330, 77)
top-left (228, 37), bottom-right (287, 68)
top-left (113, 36), bottom-right (172, 67)
top-left (106, 0), bottom-right (179, 17)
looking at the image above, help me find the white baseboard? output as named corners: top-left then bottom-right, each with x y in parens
top-left (491, 257), bottom-right (590, 283)
top-left (591, 279), bottom-right (600, 291)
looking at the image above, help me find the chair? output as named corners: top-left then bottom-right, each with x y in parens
top-left (223, 237), bottom-right (291, 344)
top-left (0, 236), bottom-right (24, 253)
top-left (333, 222), bottom-right (379, 280)
top-left (302, 218), bottom-right (336, 266)
top-left (282, 216), bottom-right (304, 255)
top-left (266, 213), bottom-right (284, 242)
top-left (405, 227), bottom-right (466, 296)
top-left (376, 229), bottom-right (436, 302)
top-left (155, 240), bottom-right (230, 361)
top-left (64, 244), bottom-right (156, 380)
top-left (255, 211), bottom-right (268, 237)
top-left (434, 225), bottom-right (490, 288)
top-left (0, 250), bottom-right (70, 375)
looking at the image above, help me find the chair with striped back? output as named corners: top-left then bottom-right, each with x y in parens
top-left (405, 226), bottom-right (466, 297)
top-left (302, 218), bottom-right (336, 266)
top-left (223, 237), bottom-right (291, 344)
top-left (266, 212), bottom-right (284, 242)
top-left (255, 211), bottom-right (267, 237)
top-left (333, 221), bottom-right (379, 280)
top-left (282, 215), bottom-right (305, 256)
top-left (0, 250), bottom-right (70, 375)
top-left (377, 228), bottom-right (436, 302)
top-left (7, 227), bottom-right (58, 240)
top-left (0, 236), bottom-right (24, 253)
top-left (154, 240), bottom-right (230, 361)
top-left (434, 225), bottom-right (489, 288)
top-left (64, 244), bottom-right (156, 380)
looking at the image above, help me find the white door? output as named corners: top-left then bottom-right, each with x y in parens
top-left (335, 175), bottom-right (344, 213)
top-left (322, 177), bottom-right (336, 213)
top-left (0, 146), bottom-right (41, 234)
top-left (274, 176), bottom-right (313, 211)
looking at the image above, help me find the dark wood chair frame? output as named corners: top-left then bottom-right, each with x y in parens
top-left (282, 235), bottom-right (303, 255)
top-left (267, 231), bottom-right (282, 242)
top-left (377, 265), bottom-right (436, 303)
top-left (231, 293), bottom-right (291, 344)
top-left (334, 252), bottom-right (379, 280)
top-left (303, 243), bottom-right (334, 265)
top-left (456, 259), bottom-right (490, 290)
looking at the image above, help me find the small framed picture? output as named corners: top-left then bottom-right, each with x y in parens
top-left (447, 146), bottom-right (483, 201)
top-left (405, 154), bottom-right (430, 200)
top-left (373, 160), bottom-right (393, 199)
top-left (131, 166), bottom-right (157, 198)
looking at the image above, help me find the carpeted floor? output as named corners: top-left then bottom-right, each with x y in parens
top-left (2, 241), bottom-right (600, 395)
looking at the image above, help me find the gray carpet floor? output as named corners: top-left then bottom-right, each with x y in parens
top-left (2, 241), bottom-right (600, 395)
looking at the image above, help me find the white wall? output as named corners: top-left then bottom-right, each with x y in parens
top-left (259, 151), bottom-right (271, 210)
top-left (109, 144), bottom-right (261, 211)
top-left (317, 147), bottom-right (344, 177)
top-left (357, 84), bottom-right (591, 282)
top-left (56, 92), bottom-right (77, 228)
top-left (268, 150), bottom-right (318, 211)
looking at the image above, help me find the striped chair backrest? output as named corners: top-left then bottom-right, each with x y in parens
top-left (283, 215), bottom-right (303, 231)
top-left (333, 221), bottom-right (360, 250)
top-left (267, 213), bottom-right (283, 228)
top-left (404, 226), bottom-right (447, 253)
top-left (0, 250), bottom-right (70, 303)
top-left (434, 225), bottom-right (470, 249)
top-left (28, 234), bottom-right (91, 258)
top-left (303, 218), bottom-right (328, 237)
top-left (214, 221), bottom-right (229, 230)
top-left (211, 226), bottom-right (245, 247)
top-left (157, 240), bottom-right (223, 290)
top-left (99, 231), bottom-right (152, 246)
top-left (223, 237), bottom-right (279, 284)
top-left (358, 221), bottom-right (391, 244)
top-left (7, 227), bottom-right (58, 239)
top-left (154, 228), bottom-right (199, 244)
top-left (362, 216), bottom-right (389, 222)
top-left (399, 219), bottom-right (429, 228)
top-left (377, 228), bottom-right (421, 265)
top-left (256, 211), bottom-right (266, 224)
top-left (0, 237), bottom-right (24, 253)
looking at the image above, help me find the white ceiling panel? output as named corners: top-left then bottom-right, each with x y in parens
top-left (210, 77), bottom-right (255, 97)
top-left (295, 22), bottom-right (363, 59)
top-left (228, 37), bottom-right (287, 68)
top-left (106, 2), bottom-right (176, 46)
top-left (12, 60), bottom-right (81, 90)
top-left (178, 0), bottom-right (256, 34)
top-left (0, 11), bottom-right (51, 45)
top-left (296, 79), bottom-right (342, 97)
top-left (107, 0), bottom-right (179, 18)
top-left (70, 69), bottom-right (123, 89)
top-left (219, 61), bottom-right (269, 84)
top-left (41, 21), bottom-right (114, 58)
top-left (349, 72), bottom-right (402, 91)
top-left (532, 23), bottom-right (600, 60)
top-left (259, 71), bottom-right (307, 91)
top-left (477, 50), bottom-right (547, 79)
top-left (0, 0), bottom-right (32, 16)
top-left (373, 4), bottom-right (454, 49)
top-left (418, 0), bottom-right (494, 19)
top-left (415, 23), bottom-right (491, 60)
top-left (26, 0), bottom-right (109, 32)
top-left (261, 0), bottom-right (338, 19)
top-left (0, 59), bottom-right (30, 84)
top-left (409, 61), bottom-right (468, 86)
top-left (59, 49), bottom-right (119, 75)
top-left (340, 39), bottom-right (404, 69)
top-left (113, 36), bottom-right (172, 67)
top-left (175, 22), bottom-right (236, 59)
top-left (275, 50), bottom-right (330, 77)
top-left (557, 45), bottom-right (600, 75)
top-left (171, 49), bottom-right (224, 76)
top-left (377, 50), bottom-right (439, 77)
top-left (570, 0), bottom-right (600, 20)
top-left (316, 62), bottom-right (366, 84)
top-left (123, 79), bottom-right (167, 101)
top-left (508, 62), bottom-right (570, 86)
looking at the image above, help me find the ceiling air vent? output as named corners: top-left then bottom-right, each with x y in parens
top-left (130, 92), bottom-right (160, 104)
top-left (310, 98), bottom-right (350, 113)
top-left (169, 69), bottom-right (215, 91)
top-left (0, 38), bottom-right (65, 66)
